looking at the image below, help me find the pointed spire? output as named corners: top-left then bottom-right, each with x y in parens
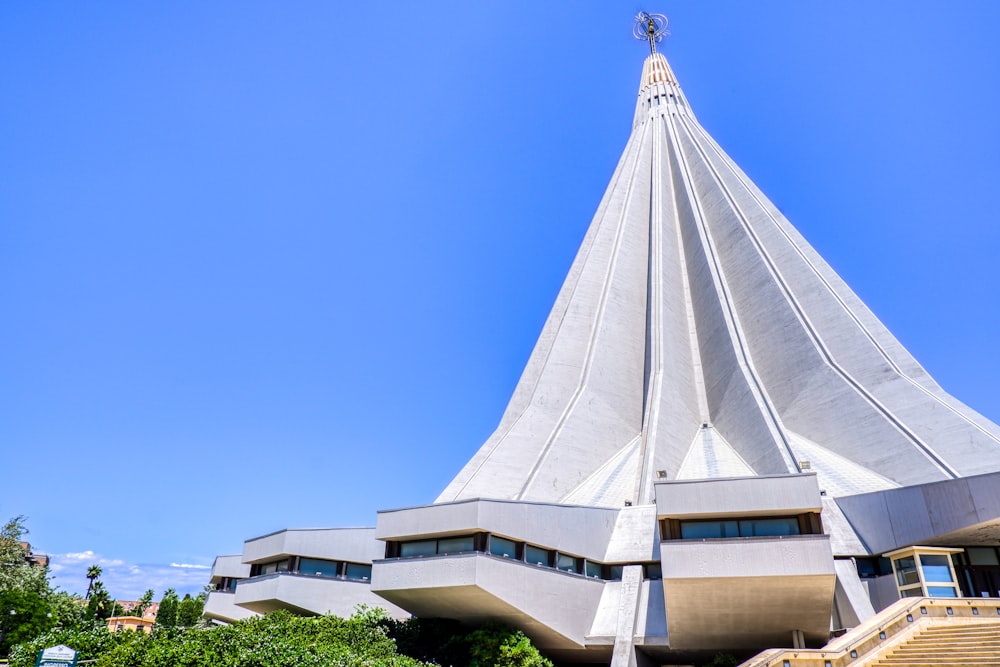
top-left (436, 15), bottom-right (1000, 508)
top-left (633, 11), bottom-right (669, 55)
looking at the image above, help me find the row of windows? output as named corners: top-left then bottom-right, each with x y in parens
top-left (385, 533), bottom-right (662, 581)
top-left (249, 557), bottom-right (373, 582)
top-left (659, 513), bottom-right (821, 541)
top-left (213, 577), bottom-right (240, 592)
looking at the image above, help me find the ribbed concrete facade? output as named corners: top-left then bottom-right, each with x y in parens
top-left (207, 40), bottom-right (1000, 666)
top-left (438, 52), bottom-right (1000, 508)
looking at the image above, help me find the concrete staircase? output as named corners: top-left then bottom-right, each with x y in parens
top-left (739, 598), bottom-right (1000, 667)
top-left (867, 621), bottom-right (1000, 666)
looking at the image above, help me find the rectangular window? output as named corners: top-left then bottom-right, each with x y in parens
top-left (644, 562), bottom-right (662, 580)
top-left (738, 517), bottom-right (800, 537)
top-left (259, 559), bottom-right (289, 576)
top-left (895, 556), bottom-right (920, 587)
top-left (525, 545), bottom-right (549, 567)
top-left (967, 548), bottom-right (1000, 566)
top-left (400, 540), bottom-right (438, 557)
top-left (438, 536), bottom-right (475, 554)
top-left (680, 520), bottom-right (739, 539)
top-left (489, 536), bottom-right (518, 559)
top-left (298, 557), bottom-right (340, 577)
top-left (607, 565), bottom-right (624, 581)
top-left (556, 553), bottom-right (580, 573)
top-left (345, 563), bottom-right (372, 581)
top-left (919, 555), bottom-right (954, 583)
top-left (585, 561), bottom-right (602, 579)
top-left (926, 586), bottom-right (957, 597)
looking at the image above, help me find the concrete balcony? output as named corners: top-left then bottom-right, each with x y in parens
top-left (373, 552), bottom-right (608, 661)
top-left (203, 590), bottom-right (258, 624)
top-left (660, 535), bottom-right (836, 650)
top-left (211, 554), bottom-right (251, 580)
top-left (233, 572), bottom-right (409, 618)
top-left (242, 527), bottom-right (382, 565)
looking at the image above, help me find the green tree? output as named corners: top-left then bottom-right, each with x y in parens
top-left (84, 565), bottom-right (102, 599)
top-left (12, 608), bottom-right (434, 667)
top-left (0, 516), bottom-right (63, 657)
top-left (156, 589), bottom-right (178, 628)
top-left (0, 517), bottom-right (47, 595)
top-left (176, 593), bottom-right (202, 627)
top-left (133, 589), bottom-right (154, 617)
top-left (85, 581), bottom-right (115, 621)
top-left (466, 623), bottom-right (553, 667)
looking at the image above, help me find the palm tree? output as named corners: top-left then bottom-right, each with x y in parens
top-left (85, 564), bottom-right (102, 599)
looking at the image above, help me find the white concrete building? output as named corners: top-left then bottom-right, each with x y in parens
top-left (207, 15), bottom-right (1000, 666)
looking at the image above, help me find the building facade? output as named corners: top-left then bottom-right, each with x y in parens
top-left (206, 20), bottom-right (1000, 666)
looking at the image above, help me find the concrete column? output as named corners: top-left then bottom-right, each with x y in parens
top-left (610, 566), bottom-right (644, 667)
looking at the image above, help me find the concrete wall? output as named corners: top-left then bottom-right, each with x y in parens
top-left (203, 591), bottom-right (258, 623)
top-left (242, 528), bottom-right (382, 565)
top-left (661, 536), bottom-right (835, 650)
top-left (835, 471), bottom-right (1000, 554)
top-left (377, 499), bottom-right (634, 562)
top-left (211, 554), bottom-right (250, 580)
top-left (655, 473), bottom-right (821, 518)
top-left (234, 572), bottom-right (409, 619)
top-left (373, 552), bottom-right (607, 654)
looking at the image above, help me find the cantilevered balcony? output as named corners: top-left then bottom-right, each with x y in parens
top-left (204, 590), bottom-right (258, 623)
top-left (373, 499), bottom-right (668, 662)
top-left (234, 571), bottom-right (406, 617)
top-left (235, 527), bottom-right (409, 619)
top-left (655, 474), bottom-right (836, 650)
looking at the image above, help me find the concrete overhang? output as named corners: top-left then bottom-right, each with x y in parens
top-left (203, 590), bottom-right (258, 623)
top-left (210, 554), bottom-right (250, 581)
top-left (660, 535), bottom-right (835, 650)
top-left (376, 499), bottom-right (625, 562)
top-left (835, 470), bottom-right (1000, 555)
top-left (233, 572), bottom-right (408, 618)
top-left (242, 527), bottom-right (382, 565)
top-left (372, 552), bottom-right (607, 658)
top-left (655, 473), bottom-right (822, 519)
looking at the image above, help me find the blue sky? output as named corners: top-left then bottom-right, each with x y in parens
top-left (2, 2), bottom-right (998, 600)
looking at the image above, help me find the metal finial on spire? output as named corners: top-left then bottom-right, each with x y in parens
top-left (632, 11), bottom-right (669, 55)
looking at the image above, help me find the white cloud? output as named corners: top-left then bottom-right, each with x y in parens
top-left (49, 551), bottom-right (211, 600)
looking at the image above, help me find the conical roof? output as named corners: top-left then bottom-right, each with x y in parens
top-left (437, 51), bottom-right (1000, 507)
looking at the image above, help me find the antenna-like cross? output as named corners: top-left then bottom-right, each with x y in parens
top-left (632, 11), bottom-right (669, 55)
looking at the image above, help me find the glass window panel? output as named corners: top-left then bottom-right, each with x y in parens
top-left (738, 517), bottom-right (800, 537)
top-left (525, 545), bottom-right (549, 567)
top-left (438, 536), bottom-right (475, 554)
top-left (489, 536), bottom-right (518, 559)
top-left (926, 586), bottom-right (957, 597)
top-left (345, 563), bottom-right (372, 581)
top-left (901, 587), bottom-right (923, 597)
top-left (645, 563), bottom-right (662, 580)
top-left (276, 559), bottom-right (290, 573)
top-left (895, 557), bottom-right (920, 586)
top-left (298, 558), bottom-right (340, 577)
top-left (680, 520), bottom-right (738, 539)
top-left (556, 554), bottom-right (579, 573)
top-left (855, 558), bottom-right (876, 578)
top-left (400, 540), bottom-right (437, 557)
top-left (967, 548), bottom-right (999, 566)
top-left (585, 561), bottom-right (602, 579)
top-left (920, 555), bottom-right (954, 583)
top-left (608, 565), bottom-right (623, 581)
